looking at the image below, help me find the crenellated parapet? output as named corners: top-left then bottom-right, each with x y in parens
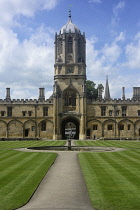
top-left (88, 98), bottom-right (140, 105)
top-left (0, 98), bottom-right (53, 105)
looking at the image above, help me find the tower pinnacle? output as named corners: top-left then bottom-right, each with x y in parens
top-left (104, 76), bottom-right (111, 100)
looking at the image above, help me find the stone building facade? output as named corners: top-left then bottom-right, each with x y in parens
top-left (0, 12), bottom-right (140, 140)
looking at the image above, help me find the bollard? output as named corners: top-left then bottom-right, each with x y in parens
top-left (68, 139), bottom-right (71, 150)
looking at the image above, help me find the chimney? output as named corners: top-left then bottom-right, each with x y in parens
top-left (6, 88), bottom-right (11, 101)
top-left (122, 87), bottom-right (125, 100)
top-left (39, 88), bottom-right (45, 101)
top-left (133, 87), bottom-right (140, 99)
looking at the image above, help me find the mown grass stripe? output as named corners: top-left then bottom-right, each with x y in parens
top-left (78, 151), bottom-right (140, 210)
top-left (75, 140), bottom-right (140, 148)
top-left (0, 152), bottom-right (39, 188)
top-left (109, 150), bottom-right (140, 172)
top-left (78, 153), bottom-right (107, 207)
top-left (0, 140), bottom-right (66, 149)
top-left (0, 151), bottom-right (57, 210)
top-left (2, 153), bottom-right (54, 198)
top-left (0, 150), bottom-right (16, 161)
top-left (98, 152), bottom-right (140, 191)
top-left (0, 150), bottom-right (28, 166)
top-left (96, 152), bottom-right (140, 209)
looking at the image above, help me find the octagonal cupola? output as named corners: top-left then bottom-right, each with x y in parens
top-left (60, 10), bottom-right (81, 34)
top-left (54, 10), bottom-right (86, 79)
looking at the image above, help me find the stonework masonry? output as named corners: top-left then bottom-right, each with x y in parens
top-left (0, 11), bottom-right (140, 140)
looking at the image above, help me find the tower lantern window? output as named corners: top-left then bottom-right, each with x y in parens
top-left (68, 37), bottom-right (73, 53)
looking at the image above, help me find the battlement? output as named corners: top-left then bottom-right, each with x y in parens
top-left (88, 98), bottom-right (140, 105)
top-left (0, 98), bottom-right (53, 104)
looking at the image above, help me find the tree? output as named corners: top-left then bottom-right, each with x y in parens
top-left (86, 80), bottom-right (104, 100)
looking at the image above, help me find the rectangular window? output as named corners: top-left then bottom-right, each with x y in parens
top-left (119, 124), bottom-right (124, 130)
top-left (101, 106), bottom-right (106, 116)
top-left (43, 107), bottom-right (48, 116)
top-left (7, 107), bottom-right (12, 117)
top-left (28, 111), bottom-right (32, 116)
top-left (32, 126), bottom-right (35, 131)
top-left (41, 121), bottom-right (46, 131)
top-left (1, 111), bottom-right (5, 116)
top-left (122, 106), bottom-right (127, 116)
top-left (93, 124), bottom-right (98, 130)
top-left (116, 110), bottom-right (119, 116)
top-left (108, 124), bottom-right (113, 130)
top-left (109, 110), bottom-right (113, 116)
top-left (22, 111), bottom-right (26, 116)
top-left (138, 110), bottom-right (140, 116)
top-left (128, 124), bottom-right (131, 130)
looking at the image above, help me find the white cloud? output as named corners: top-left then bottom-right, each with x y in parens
top-left (125, 32), bottom-right (140, 69)
top-left (88, 0), bottom-right (102, 3)
top-left (102, 43), bottom-right (122, 63)
top-left (0, 0), bottom-right (60, 99)
top-left (0, 0), bottom-right (59, 27)
top-left (0, 25), bottom-right (54, 99)
top-left (86, 32), bottom-right (137, 99)
top-left (113, 1), bottom-right (125, 16)
top-left (112, 1), bottom-right (125, 25)
top-left (86, 32), bottom-right (123, 74)
top-left (115, 31), bottom-right (125, 42)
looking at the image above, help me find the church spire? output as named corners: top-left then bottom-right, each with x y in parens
top-left (104, 76), bottom-right (111, 100)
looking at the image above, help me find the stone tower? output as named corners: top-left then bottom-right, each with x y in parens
top-left (53, 11), bottom-right (87, 140)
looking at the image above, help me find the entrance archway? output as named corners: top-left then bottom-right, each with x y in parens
top-left (61, 118), bottom-right (79, 139)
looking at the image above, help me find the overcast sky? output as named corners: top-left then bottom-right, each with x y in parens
top-left (0, 0), bottom-right (140, 99)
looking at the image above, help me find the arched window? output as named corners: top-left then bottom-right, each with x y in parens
top-left (65, 93), bottom-right (68, 106)
top-left (64, 91), bottom-right (76, 106)
top-left (71, 93), bottom-right (76, 106)
top-left (68, 37), bottom-right (73, 53)
top-left (58, 39), bottom-right (63, 54)
top-left (41, 121), bottom-right (46, 131)
top-left (78, 38), bottom-right (82, 55)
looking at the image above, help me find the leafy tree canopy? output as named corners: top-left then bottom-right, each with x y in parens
top-left (86, 80), bottom-right (104, 100)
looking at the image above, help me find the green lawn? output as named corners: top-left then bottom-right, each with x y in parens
top-left (0, 140), bottom-right (66, 149)
top-left (0, 140), bottom-right (66, 210)
top-left (75, 140), bottom-right (140, 148)
top-left (77, 141), bottom-right (140, 210)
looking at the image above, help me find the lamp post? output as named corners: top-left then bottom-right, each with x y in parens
top-left (113, 105), bottom-right (117, 139)
top-left (68, 123), bottom-right (72, 150)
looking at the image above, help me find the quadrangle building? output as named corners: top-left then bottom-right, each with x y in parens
top-left (0, 11), bottom-right (140, 140)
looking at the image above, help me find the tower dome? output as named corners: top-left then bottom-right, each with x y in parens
top-left (60, 10), bottom-right (81, 34)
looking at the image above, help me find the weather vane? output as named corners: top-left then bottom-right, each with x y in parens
top-left (68, 5), bottom-right (72, 19)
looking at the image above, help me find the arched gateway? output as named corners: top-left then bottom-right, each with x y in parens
top-left (61, 118), bottom-right (79, 139)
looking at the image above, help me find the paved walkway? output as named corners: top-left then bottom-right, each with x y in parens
top-left (18, 141), bottom-right (93, 210)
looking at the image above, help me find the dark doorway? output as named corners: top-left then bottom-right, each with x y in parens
top-left (86, 129), bottom-right (90, 139)
top-left (61, 118), bottom-right (79, 140)
top-left (25, 129), bottom-right (29, 137)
